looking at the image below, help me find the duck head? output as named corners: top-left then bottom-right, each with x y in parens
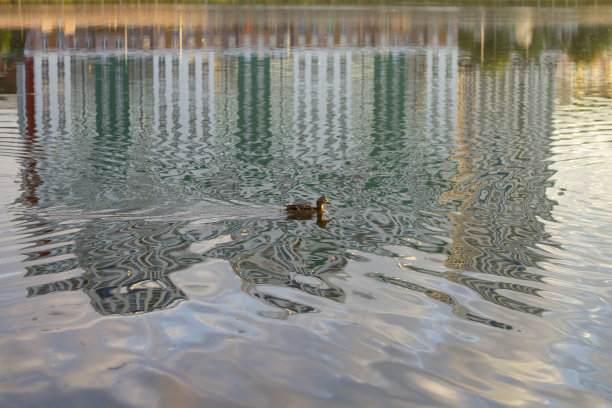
top-left (316, 196), bottom-right (330, 211)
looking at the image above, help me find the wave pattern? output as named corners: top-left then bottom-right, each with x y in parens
top-left (19, 213), bottom-right (190, 315)
top-left (2, 46), bottom-right (569, 328)
top-left (1, 7), bottom-right (612, 407)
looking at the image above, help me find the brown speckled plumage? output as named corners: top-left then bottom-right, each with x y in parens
top-left (284, 196), bottom-right (330, 217)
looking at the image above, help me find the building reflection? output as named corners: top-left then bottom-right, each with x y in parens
top-left (443, 58), bottom-right (559, 282)
top-left (213, 220), bottom-right (348, 317)
top-left (22, 215), bottom-right (191, 315)
top-left (369, 273), bottom-right (515, 330)
top-left (435, 56), bottom-right (562, 317)
top-left (7, 5), bottom-right (606, 324)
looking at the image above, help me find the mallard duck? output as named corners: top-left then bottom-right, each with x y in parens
top-left (284, 196), bottom-right (330, 217)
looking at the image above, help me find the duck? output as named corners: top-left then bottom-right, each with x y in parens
top-left (284, 196), bottom-right (330, 217)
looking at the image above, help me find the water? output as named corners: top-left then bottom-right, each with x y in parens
top-left (1, 4), bottom-right (611, 407)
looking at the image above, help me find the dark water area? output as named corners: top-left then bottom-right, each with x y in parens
top-left (0, 4), bottom-right (611, 407)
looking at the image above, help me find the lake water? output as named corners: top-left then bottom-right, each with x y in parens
top-left (0, 4), bottom-right (611, 407)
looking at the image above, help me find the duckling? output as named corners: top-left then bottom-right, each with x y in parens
top-left (284, 196), bottom-right (330, 217)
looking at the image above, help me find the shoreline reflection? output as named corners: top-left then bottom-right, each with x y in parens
top-left (2, 5), bottom-right (609, 326)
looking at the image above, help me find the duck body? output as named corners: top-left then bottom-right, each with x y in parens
top-left (284, 196), bottom-right (330, 217)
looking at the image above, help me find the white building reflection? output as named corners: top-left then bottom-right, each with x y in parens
top-left (19, 49), bottom-right (458, 142)
top-left (11, 14), bottom-right (565, 321)
top-left (17, 23), bottom-right (459, 207)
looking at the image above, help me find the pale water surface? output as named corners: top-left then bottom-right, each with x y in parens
top-left (0, 4), bottom-right (611, 407)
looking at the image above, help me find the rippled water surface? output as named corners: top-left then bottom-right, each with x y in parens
top-left (1, 4), bottom-right (611, 407)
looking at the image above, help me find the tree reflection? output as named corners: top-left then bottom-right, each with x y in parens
top-left (459, 24), bottom-right (612, 68)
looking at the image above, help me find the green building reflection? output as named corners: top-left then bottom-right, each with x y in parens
top-left (12, 9), bottom-right (598, 324)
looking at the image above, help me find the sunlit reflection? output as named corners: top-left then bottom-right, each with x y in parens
top-left (1, 4), bottom-right (612, 406)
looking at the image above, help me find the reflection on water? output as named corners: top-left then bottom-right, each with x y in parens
top-left (1, 4), bottom-right (612, 407)
top-left (22, 215), bottom-right (190, 315)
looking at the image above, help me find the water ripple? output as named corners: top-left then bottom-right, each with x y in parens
top-left (1, 6), bottom-right (612, 407)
